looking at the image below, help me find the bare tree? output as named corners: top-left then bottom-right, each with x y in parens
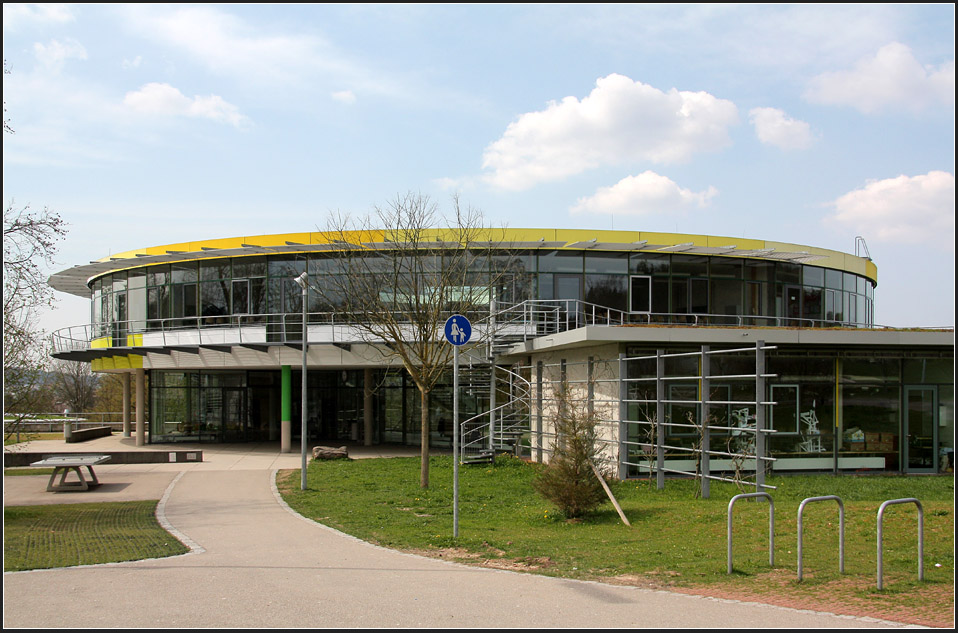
top-left (51, 359), bottom-right (99, 413)
top-left (314, 192), bottom-right (512, 488)
top-left (3, 203), bottom-right (67, 441)
top-left (4, 59), bottom-right (14, 135)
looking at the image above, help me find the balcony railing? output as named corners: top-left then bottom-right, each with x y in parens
top-left (52, 300), bottom-right (933, 355)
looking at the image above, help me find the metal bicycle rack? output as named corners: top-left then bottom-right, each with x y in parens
top-left (727, 492), bottom-right (774, 574)
top-left (797, 495), bottom-right (845, 581)
top-left (877, 498), bottom-right (924, 590)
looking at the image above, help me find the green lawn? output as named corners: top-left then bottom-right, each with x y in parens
top-left (3, 501), bottom-right (189, 571)
top-left (4, 467), bottom-right (56, 476)
top-left (279, 454), bottom-right (954, 627)
top-left (4, 432), bottom-right (63, 445)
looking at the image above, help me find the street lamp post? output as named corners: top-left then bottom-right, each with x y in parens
top-left (294, 271), bottom-right (309, 491)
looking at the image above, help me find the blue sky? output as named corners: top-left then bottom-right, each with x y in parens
top-left (3, 4), bottom-right (954, 333)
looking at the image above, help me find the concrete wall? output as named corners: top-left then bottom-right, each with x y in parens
top-left (528, 343), bottom-right (621, 471)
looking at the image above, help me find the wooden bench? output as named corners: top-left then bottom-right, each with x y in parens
top-left (30, 455), bottom-right (111, 492)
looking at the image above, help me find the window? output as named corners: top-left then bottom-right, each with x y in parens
top-left (770, 385), bottom-right (800, 434)
top-left (585, 274), bottom-right (627, 311)
top-left (630, 276), bottom-right (651, 313)
top-left (232, 279), bottom-right (250, 314)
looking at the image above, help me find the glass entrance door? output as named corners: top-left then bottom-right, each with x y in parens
top-left (554, 274), bottom-right (583, 328)
top-left (221, 387), bottom-right (248, 442)
top-left (630, 276), bottom-right (651, 313)
top-left (904, 386), bottom-right (937, 472)
top-left (785, 285), bottom-right (802, 326)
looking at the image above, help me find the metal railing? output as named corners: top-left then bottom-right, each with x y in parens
top-left (459, 361), bottom-right (531, 462)
top-left (728, 492), bottom-right (775, 574)
top-left (797, 496), bottom-right (845, 581)
top-left (877, 498), bottom-right (924, 590)
top-left (54, 298), bottom-right (929, 356)
top-left (52, 308), bottom-right (493, 354)
top-left (4, 412), bottom-right (127, 442)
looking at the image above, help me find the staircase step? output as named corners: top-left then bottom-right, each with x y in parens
top-left (461, 450), bottom-right (496, 464)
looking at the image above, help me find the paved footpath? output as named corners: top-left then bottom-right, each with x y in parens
top-left (3, 439), bottom-right (907, 628)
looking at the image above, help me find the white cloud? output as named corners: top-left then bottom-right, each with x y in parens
top-left (571, 171), bottom-right (717, 216)
top-left (482, 74), bottom-right (739, 191)
top-left (120, 5), bottom-right (339, 87)
top-left (827, 171), bottom-right (955, 248)
top-left (805, 42), bottom-right (955, 113)
top-left (748, 107), bottom-right (814, 150)
top-left (33, 38), bottom-right (88, 71)
top-left (123, 82), bottom-right (249, 127)
top-left (122, 56), bottom-right (143, 70)
top-left (331, 90), bottom-right (356, 104)
top-left (2, 4), bottom-right (76, 31)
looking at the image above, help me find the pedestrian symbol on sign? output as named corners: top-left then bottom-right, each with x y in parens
top-left (444, 315), bottom-right (471, 346)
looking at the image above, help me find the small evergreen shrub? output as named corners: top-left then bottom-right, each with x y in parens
top-left (532, 385), bottom-right (608, 518)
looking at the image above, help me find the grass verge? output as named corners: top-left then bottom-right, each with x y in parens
top-left (4, 432), bottom-right (63, 446)
top-left (4, 467), bottom-right (56, 476)
top-left (278, 454), bottom-right (954, 628)
top-left (4, 501), bottom-right (189, 571)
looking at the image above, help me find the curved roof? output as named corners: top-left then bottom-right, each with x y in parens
top-left (48, 228), bottom-right (878, 297)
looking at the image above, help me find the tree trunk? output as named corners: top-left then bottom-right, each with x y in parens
top-left (420, 387), bottom-right (430, 488)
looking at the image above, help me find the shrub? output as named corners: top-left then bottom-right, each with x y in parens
top-left (532, 385), bottom-right (607, 518)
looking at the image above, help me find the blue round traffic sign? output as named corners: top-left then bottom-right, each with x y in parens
top-left (444, 315), bottom-right (472, 346)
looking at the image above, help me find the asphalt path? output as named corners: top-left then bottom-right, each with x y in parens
top-left (3, 439), bottom-right (907, 628)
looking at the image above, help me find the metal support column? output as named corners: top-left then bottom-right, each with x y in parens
top-left (488, 361), bottom-right (496, 451)
top-left (618, 353), bottom-right (627, 480)
top-left (122, 372), bottom-right (131, 438)
top-left (134, 368), bottom-right (145, 446)
top-left (701, 345), bottom-right (711, 499)
top-left (756, 340), bottom-right (767, 491)
top-left (656, 349), bottom-right (665, 490)
top-left (281, 365), bottom-right (292, 453)
top-left (364, 368), bottom-right (374, 446)
top-left (536, 360), bottom-right (543, 463)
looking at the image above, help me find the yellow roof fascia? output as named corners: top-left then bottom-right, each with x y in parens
top-left (85, 228), bottom-right (876, 282)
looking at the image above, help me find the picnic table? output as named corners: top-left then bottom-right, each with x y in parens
top-left (30, 455), bottom-right (111, 492)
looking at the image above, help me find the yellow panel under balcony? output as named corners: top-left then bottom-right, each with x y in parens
top-left (91, 354), bottom-right (143, 371)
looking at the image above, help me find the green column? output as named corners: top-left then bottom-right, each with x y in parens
top-left (281, 365), bottom-right (292, 452)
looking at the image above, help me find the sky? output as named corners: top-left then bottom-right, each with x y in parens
top-left (3, 3), bottom-right (955, 334)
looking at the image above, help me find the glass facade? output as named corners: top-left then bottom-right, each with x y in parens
top-left (91, 250), bottom-right (877, 337)
top-left (149, 368), bottom-right (484, 447)
top-left (624, 347), bottom-right (954, 474)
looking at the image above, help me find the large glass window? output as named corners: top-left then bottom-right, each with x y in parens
top-left (631, 253), bottom-right (670, 275)
top-left (651, 278), bottom-right (669, 316)
top-left (630, 276), bottom-right (651, 313)
top-left (171, 262), bottom-right (198, 283)
top-left (690, 279), bottom-right (709, 314)
top-left (803, 286), bottom-right (823, 323)
top-left (93, 249), bottom-right (880, 338)
top-left (710, 258), bottom-right (742, 279)
top-left (234, 256), bottom-right (267, 278)
top-left (584, 252), bottom-right (627, 274)
top-left (840, 357), bottom-right (901, 471)
top-left (803, 266), bottom-right (825, 287)
top-left (538, 250), bottom-right (583, 273)
top-left (200, 259), bottom-right (231, 281)
top-left (671, 255), bottom-right (707, 277)
top-left (710, 279), bottom-right (742, 316)
top-left (172, 282), bottom-right (198, 326)
top-left (200, 280), bottom-right (230, 323)
top-left (585, 274), bottom-right (627, 311)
